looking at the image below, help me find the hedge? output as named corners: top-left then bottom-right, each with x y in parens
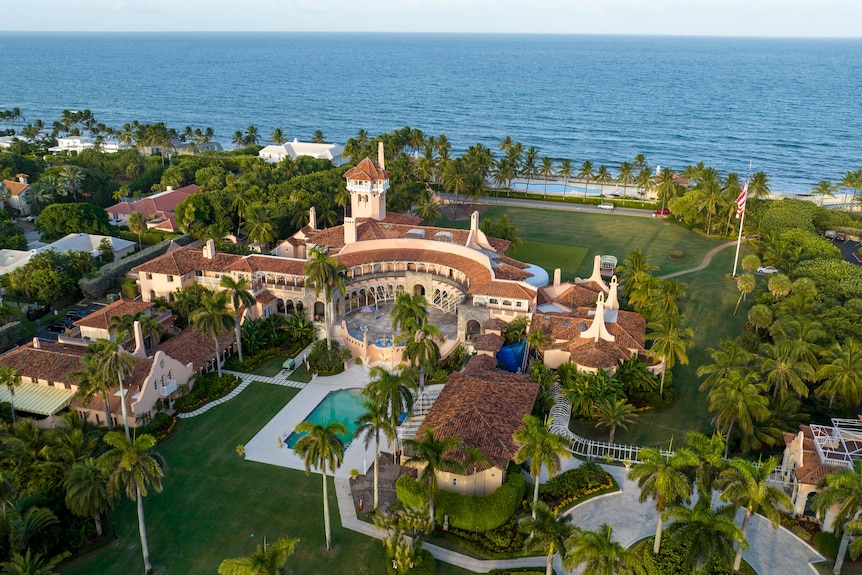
top-left (640, 539), bottom-right (756, 575)
top-left (78, 234), bottom-right (193, 299)
top-left (173, 373), bottom-right (240, 413)
top-left (489, 570), bottom-right (554, 575)
top-left (136, 412), bottom-right (179, 443)
top-left (813, 531), bottom-right (841, 561)
top-left (539, 462), bottom-right (617, 514)
top-left (0, 321), bottom-right (22, 354)
top-left (396, 472), bottom-right (526, 532)
top-left (385, 548), bottom-right (435, 575)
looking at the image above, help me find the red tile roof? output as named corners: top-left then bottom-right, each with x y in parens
top-left (336, 248), bottom-right (493, 287)
top-left (343, 157), bottom-right (391, 181)
top-left (474, 333), bottom-right (505, 353)
top-left (133, 248), bottom-right (242, 275)
top-left (464, 354), bottom-right (499, 374)
top-left (1, 180), bottom-right (29, 196)
top-left (417, 371), bottom-right (538, 471)
top-left (469, 281), bottom-right (536, 300)
top-left (154, 327), bottom-right (236, 372)
top-left (74, 299), bottom-right (154, 330)
top-left (106, 184), bottom-right (199, 217)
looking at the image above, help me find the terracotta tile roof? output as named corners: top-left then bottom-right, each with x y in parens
top-left (482, 318), bottom-right (508, 332)
top-left (474, 333), bottom-right (505, 353)
top-left (133, 247), bottom-right (242, 275)
top-left (469, 281), bottom-right (536, 300)
top-left (106, 184), bottom-right (199, 217)
top-left (303, 218), bottom-right (498, 253)
top-left (155, 327), bottom-right (236, 372)
top-left (495, 254), bottom-right (529, 270)
top-left (336, 249), bottom-right (493, 287)
top-left (1, 180), bottom-right (29, 196)
top-left (234, 255), bottom-right (305, 275)
top-left (492, 264), bottom-right (532, 281)
top-left (256, 292), bottom-right (276, 305)
top-left (567, 339), bottom-right (632, 370)
top-left (538, 284), bottom-right (599, 309)
top-left (343, 157), bottom-right (391, 181)
top-left (464, 353), bottom-right (499, 374)
top-left (74, 299), bottom-right (154, 330)
top-left (417, 371), bottom-right (538, 471)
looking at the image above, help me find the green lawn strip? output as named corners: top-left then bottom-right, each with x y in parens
top-left (252, 356), bottom-right (290, 377)
top-left (507, 241), bottom-right (588, 279)
top-left (438, 206), bottom-right (721, 277)
top-left (61, 382), bottom-right (388, 575)
top-left (286, 365), bottom-right (314, 383)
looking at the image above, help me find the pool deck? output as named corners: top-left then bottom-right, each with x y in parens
top-left (243, 362), bottom-right (396, 478)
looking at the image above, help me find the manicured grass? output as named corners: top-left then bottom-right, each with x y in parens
top-left (253, 356), bottom-right (290, 377)
top-left (569, 246), bottom-right (754, 447)
top-left (287, 365), bottom-right (314, 383)
top-left (438, 206), bottom-right (720, 277)
top-left (60, 382), bottom-right (388, 575)
top-left (507, 241), bottom-right (588, 279)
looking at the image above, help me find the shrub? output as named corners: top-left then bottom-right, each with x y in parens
top-left (640, 538), bottom-right (754, 575)
top-left (307, 339), bottom-right (350, 375)
top-left (814, 531), bottom-right (841, 560)
top-left (173, 373), bottom-right (241, 413)
top-left (385, 548), bottom-right (435, 575)
top-left (398, 473), bottom-right (525, 532)
top-left (136, 412), bottom-right (178, 443)
top-left (668, 249), bottom-right (684, 259)
top-left (489, 570), bottom-right (552, 575)
top-left (539, 462), bottom-right (617, 513)
top-left (446, 516), bottom-right (528, 557)
top-left (223, 347), bottom-right (283, 373)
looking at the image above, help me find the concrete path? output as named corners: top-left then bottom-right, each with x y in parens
top-left (660, 240), bottom-right (736, 279)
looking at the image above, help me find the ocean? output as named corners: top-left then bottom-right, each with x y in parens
top-left (1, 32), bottom-right (861, 193)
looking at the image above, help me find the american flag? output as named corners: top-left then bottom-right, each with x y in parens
top-left (735, 181), bottom-right (748, 219)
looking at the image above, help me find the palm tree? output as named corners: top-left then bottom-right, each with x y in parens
top-left (243, 204), bottom-right (276, 250)
top-left (646, 314), bottom-right (694, 396)
top-left (733, 273), bottom-right (756, 315)
top-left (64, 457), bottom-right (113, 537)
top-left (354, 400), bottom-right (395, 510)
top-left (616, 249), bottom-right (658, 299)
top-left (0, 366), bottom-right (21, 424)
top-left (91, 339), bottom-right (135, 438)
top-left (72, 348), bottom-right (118, 430)
top-left (706, 370), bottom-right (770, 457)
top-left (293, 421), bottom-right (347, 551)
top-left (717, 456), bottom-right (790, 572)
top-left (402, 327), bottom-right (440, 392)
top-left (539, 157), bottom-right (554, 200)
top-left (59, 165), bottom-right (85, 202)
top-left (758, 340), bottom-right (815, 399)
top-left (594, 165), bottom-right (613, 197)
top-left (219, 276), bottom-right (256, 363)
top-left (217, 536), bottom-right (299, 575)
top-left (442, 158), bottom-right (469, 217)
top-left (563, 523), bottom-right (645, 575)
top-left (513, 415), bottom-right (569, 519)
top-left (816, 339), bottom-right (862, 408)
top-left (655, 167), bottom-right (678, 213)
top-left (0, 549), bottom-right (69, 575)
top-left (363, 367), bottom-right (416, 459)
top-left (685, 431), bottom-right (727, 492)
top-left (99, 431), bottom-right (164, 575)
top-left (814, 461), bottom-right (862, 575)
top-left (617, 161), bottom-right (634, 199)
top-left (663, 491), bottom-right (745, 573)
top-left (128, 211), bottom-right (147, 251)
top-left (557, 159), bottom-right (573, 199)
top-left (244, 125), bottom-right (260, 146)
top-left (635, 167), bottom-right (654, 205)
top-left (311, 130), bottom-right (326, 144)
top-left (390, 293), bottom-right (429, 335)
top-left (520, 147), bottom-right (539, 196)
top-left (303, 248), bottom-right (346, 349)
top-left (269, 128), bottom-right (286, 145)
top-left (627, 447), bottom-right (697, 554)
top-left (403, 428), bottom-right (464, 525)
top-left (191, 289), bottom-right (234, 378)
top-left (519, 501), bottom-right (577, 575)
top-left (812, 179), bottom-right (838, 206)
top-left (593, 398), bottom-right (637, 445)
top-left (578, 160), bottom-right (595, 199)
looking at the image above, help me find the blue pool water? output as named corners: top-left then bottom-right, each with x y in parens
top-left (286, 388), bottom-right (366, 449)
top-left (374, 338), bottom-right (393, 348)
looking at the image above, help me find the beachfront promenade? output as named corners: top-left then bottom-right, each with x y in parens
top-left (183, 364), bottom-right (826, 574)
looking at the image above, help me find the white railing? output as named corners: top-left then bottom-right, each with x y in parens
top-left (159, 379), bottom-right (178, 397)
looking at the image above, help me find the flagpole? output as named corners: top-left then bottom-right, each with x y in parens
top-left (732, 207), bottom-right (745, 278)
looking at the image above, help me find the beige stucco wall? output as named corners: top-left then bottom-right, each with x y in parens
top-left (139, 271), bottom-right (195, 302)
top-left (129, 350), bottom-right (194, 424)
top-left (436, 467), bottom-right (505, 497)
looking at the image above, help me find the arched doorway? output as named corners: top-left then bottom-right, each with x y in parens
top-left (314, 301), bottom-right (325, 321)
top-left (466, 320), bottom-right (481, 340)
top-left (414, 284), bottom-right (425, 297)
top-left (276, 299), bottom-right (285, 314)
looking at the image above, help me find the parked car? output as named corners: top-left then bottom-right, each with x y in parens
top-left (24, 215), bottom-right (35, 222)
top-left (653, 208), bottom-right (671, 216)
top-left (757, 266), bottom-right (780, 274)
top-left (46, 323), bottom-right (68, 334)
top-left (836, 232), bottom-right (847, 242)
top-left (597, 202), bottom-right (615, 211)
top-left (824, 230), bottom-right (837, 239)
top-left (67, 310), bottom-right (87, 320)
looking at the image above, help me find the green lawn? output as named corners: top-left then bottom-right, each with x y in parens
top-left (508, 241), bottom-right (588, 280)
top-left (569, 247), bottom-right (754, 447)
top-left (60, 382), bottom-right (387, 575)
top-left (253, 356), bottom-right (289, 377)
top-left (286, 365), bottom-right (314, 383)
top-left (438, 206), bottom-right (719, 277)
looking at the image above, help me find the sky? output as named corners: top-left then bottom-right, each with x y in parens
top-left (4, 0), bottom-right (862, 37)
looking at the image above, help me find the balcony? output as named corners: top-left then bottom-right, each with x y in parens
top-left (159, 379), bottom-right (178, 397)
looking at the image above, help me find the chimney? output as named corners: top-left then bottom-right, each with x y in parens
top-left (32, 337), bottom-right (41, 349)
top-left (585, 255), bottom-right (610, 292)
top-left (309, 206), bottom-right (317, 230)
top-left (553, 268), bottom-right (561, 288)
top-left (17, 173), bottom-right (28, 185)
top-left (378, 142), bottom-right (385, 171)
top-left (203, 238), bottom-right (216, 259)
top-left (606, 276), bottom-right (620, 311)
top-left (580, 293), bottom-right (615, 343)
top-left (344, 217), bottom-right (357, 244)
top-left (132, 320), bottom-right (147, 358)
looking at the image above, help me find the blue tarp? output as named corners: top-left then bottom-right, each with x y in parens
top-left (497, 341), bottom-right (526, 373)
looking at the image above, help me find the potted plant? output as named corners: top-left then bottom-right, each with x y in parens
top-left (236, 444), bottom-right (246, 459)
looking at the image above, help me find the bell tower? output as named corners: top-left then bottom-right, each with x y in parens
top-left (343, 142), bottom-right (390, 220)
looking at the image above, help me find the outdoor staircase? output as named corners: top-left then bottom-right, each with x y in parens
top-left (396, 384), bottom-right (444, 441)
top-left (519, 343), bottom-right (531, 374)
top-left (432, 290), bottom-right (461, 314)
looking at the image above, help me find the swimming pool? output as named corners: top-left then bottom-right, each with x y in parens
top-left (286, 388), bottom-right (366, 449)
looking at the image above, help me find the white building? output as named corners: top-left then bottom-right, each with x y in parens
top-left (0, 233), bottom-right (136, 275)
top-left (258, 138), bottom-right (345, 165)
top-left (48, 136), bottom-right (130, 155)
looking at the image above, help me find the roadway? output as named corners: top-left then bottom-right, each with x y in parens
top-left (436, 193), bottom-right (658, 219)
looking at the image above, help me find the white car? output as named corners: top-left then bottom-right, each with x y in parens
top-left (757, 266), bottom-right (779, 274)
top-left (596, 202), bottom-right (615, 211)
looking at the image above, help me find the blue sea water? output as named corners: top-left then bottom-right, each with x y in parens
top-left (2, 32), bottom-right (861, 193)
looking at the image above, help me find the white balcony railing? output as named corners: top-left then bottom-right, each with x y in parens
top-left (159, 379), bottom-right (178, 397)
